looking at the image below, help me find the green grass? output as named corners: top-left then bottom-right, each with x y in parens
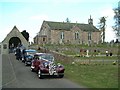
top-left (56, 60), bottom-right (118, 88)
top-left (62, 50), bottom-right (77, 55)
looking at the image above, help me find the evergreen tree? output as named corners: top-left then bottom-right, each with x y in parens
top-left (21, 30), bottom-right (29, 41)
top-left (113, 2), bottom-right (120, 42)
top-left (66, 18), bottom-right (70, 23)
top-left (98, 16), bottom-right (107, 43)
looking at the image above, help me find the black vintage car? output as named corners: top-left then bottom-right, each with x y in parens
top-left (22, 49), bottom-right (37, 66)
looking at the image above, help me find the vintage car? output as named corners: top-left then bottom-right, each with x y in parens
top-left (31, 53), bottom-right (65, 79)
top-left (22, 49), bottom-right (37, 66)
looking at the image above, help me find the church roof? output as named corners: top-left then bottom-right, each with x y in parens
top-left (44, 21), bottom-right (100, 32)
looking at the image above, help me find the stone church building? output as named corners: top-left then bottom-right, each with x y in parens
top-left (34, 16), bottom-right (101, 45)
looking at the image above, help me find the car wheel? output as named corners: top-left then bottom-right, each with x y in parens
top-left (38, 70), bottom-right (43, 79)
top-left (22, 60), bottom-right (25, 63)
top-left (31, 68), bottom-right (34, 72)
top-left (59, 75), bottom-right (64, 78)
top-left (25, 62), bottom-right (28, 66)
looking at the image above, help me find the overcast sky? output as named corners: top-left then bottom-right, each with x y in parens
top-left (0, 0), bottom-right (119, 42)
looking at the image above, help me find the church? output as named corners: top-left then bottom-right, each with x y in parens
top-left (34, 16), bottom-right (101, 45)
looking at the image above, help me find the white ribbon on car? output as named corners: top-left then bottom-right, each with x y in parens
top-left (49, 62), bottom-right (56, 75)
top-left (41, 58), bottom-right (56, 75)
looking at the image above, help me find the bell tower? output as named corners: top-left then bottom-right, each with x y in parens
top-left (88, 15), bottom-right (93, 25)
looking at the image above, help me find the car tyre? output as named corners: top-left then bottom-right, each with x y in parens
top-left (59, 75), bottom-right (64, 78)
top-left (25, 62), bottom-right (28, 66)
top-left (22, 60), bottom-right (25, 63)
top-left (31, 68), bottom-right (34, 72)
top-left (38, 70), bottom-right (43, 79)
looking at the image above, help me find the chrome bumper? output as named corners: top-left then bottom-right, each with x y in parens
top-left (31, 66), bottom-right (35, 69)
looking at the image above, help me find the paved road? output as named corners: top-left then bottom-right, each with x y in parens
top-left (2, 54), bottom-right (85, 89)
top-left (0, 54), bottom-right (2, 90)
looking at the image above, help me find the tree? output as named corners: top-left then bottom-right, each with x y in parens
top-left (113, 2), bottom-right (120, 42)
top-left (21, 30), bottom-right (29, 41)
top-left (98, 16), bottom-right (107, 43)
top-left (66, 18), bottom-right (70, 23)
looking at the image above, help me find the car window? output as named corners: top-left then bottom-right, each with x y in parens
top-left (34, 55), bottom-right (39, 59)
top-left (29, 52), bottom-right (35, 54)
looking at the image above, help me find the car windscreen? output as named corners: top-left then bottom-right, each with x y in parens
top-left (26, 50), bottom-right (37, 55)
top-left (40, 54), bottom-right (54, 62)
top-left (27, 52), bottom-right (36, 55)
top-left (26, 55), bottom-right (33, 58)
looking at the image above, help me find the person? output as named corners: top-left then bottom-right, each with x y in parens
top-left (110, 52), bottom-right (112, 56)
top-left (16, 47), bottom-right (22, 60)
top-left (80, 49), bottom-right (85, 57)
top-left (94, 49), bottom-right (97, 56)
top-left (106, 50), bottom-right (109, 56)
top-left (80, 49), bottom-right (82, 57)
top-left (98, 49), bottom-right (100, 56)
top-left (22, 48), bottom-right (26, 61)
top-left (83, 49), bottom-right (86, 57)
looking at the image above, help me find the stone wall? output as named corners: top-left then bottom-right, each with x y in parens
top-left (38, 47), bottom-right (73, 64)
top-left (92, 32), bottom-right (101, 44)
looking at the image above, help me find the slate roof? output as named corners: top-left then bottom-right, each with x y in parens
top-left (44, 21), bottom-right (100, 32)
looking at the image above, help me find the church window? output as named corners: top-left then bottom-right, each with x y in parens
top-left (75, 32), bottom-right (79, 40)
top-left (60, 32), bottom-right (64, 39)
top-left (43, 37), bottom-right (46, 42)
top-left (88, 32), bottom-right (92, 40)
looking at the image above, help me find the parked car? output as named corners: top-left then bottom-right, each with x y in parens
top-left (22, 49), bottom-right (37, 66)
top-left (31, 53), bottom-right (65, 79)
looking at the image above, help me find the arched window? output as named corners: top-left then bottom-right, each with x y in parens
top-left (88, 32), bottom-right (92, 40)
top-left (60, 32), bottom-right (64, 39)
top-left (75, 32), bottom-right (79, 40)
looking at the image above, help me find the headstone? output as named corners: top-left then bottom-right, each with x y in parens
top-left (86, 50), bottom-right (89, 57)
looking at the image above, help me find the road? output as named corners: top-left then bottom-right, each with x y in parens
top-left (0, 54), bottom-right (2, 90)
top-left (2, 54), bottom-right (85, 89)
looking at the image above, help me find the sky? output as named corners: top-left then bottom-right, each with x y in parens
top-left (0, 0), bottom-right (119, 42)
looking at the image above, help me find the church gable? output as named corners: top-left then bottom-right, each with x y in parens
top-left (2, 26), bottom-right (28, 43)
top-left (71, 25), bottom-right (82, 32)
top-left (1, 26), bottom-right (29, 54)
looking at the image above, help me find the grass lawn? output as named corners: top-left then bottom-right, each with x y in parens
top-left (56, 60), bottom-right (119, 88)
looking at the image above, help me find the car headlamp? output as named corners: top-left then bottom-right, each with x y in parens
top-left (44, 62), bottom-right (48, 67)
top-left (57, 63), bottom-right (61, 67)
